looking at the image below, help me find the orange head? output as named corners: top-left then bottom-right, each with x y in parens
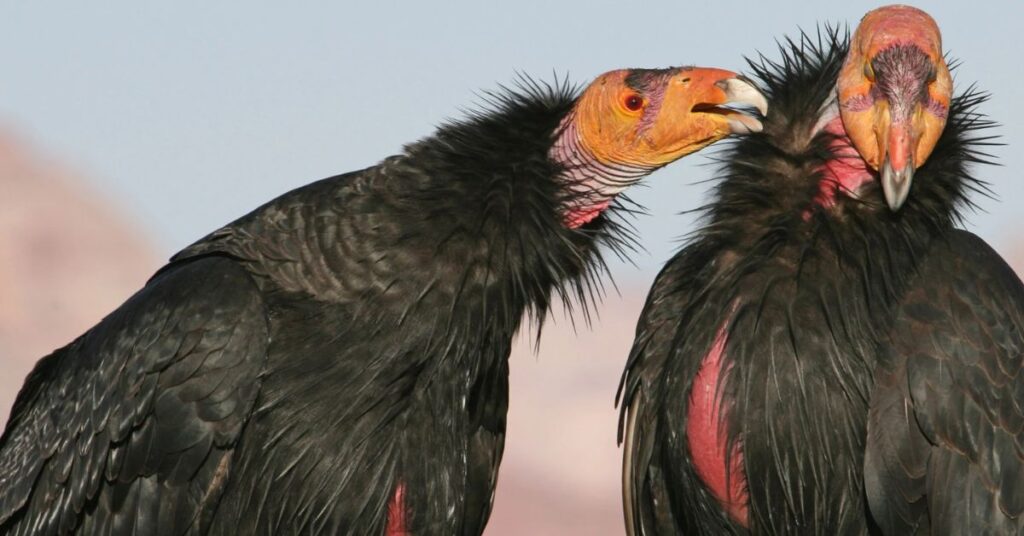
top-left (838, 5), bottom-right (952, 210)
top-left (570, 67), bottom-right (767, 169)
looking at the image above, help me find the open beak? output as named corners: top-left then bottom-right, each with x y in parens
top-left (685, 68), bottom-right (768, 135)
top-left (714, 77), bottom-right (769, 134)
top-left (640, 68), bottom-right (768, 165)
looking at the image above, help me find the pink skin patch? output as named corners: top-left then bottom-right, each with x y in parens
top-left (806, 115), bottom-right (875, 216)
top-left (687, 321), bottom-right (749, 526)
top-left (385, 482), bottom-right (408, 535)
top-left (564, 199), bottom-right (612, 228)
top-left (687, 112), bottom-right (877, 525)
top-left (550, 113), bottom-right (648, 230)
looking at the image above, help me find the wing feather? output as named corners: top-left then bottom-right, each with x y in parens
top-left (0, 256), bottom-right (269, 535)
top-left (866, 230), bottom-right (1024, 533)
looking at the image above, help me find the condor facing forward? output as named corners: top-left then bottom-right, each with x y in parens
top-left (620, 6), bottom-right (1022, 534)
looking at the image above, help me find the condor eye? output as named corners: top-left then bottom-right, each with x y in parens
top-left (864, 62), bottom-right (875, 82)
top-left (926, 64), bottom-right (937, 83)
top-left (624, 94), bottom-right (644, 111)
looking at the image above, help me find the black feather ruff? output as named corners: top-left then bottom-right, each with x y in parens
top-left (618, 27), bottom-right (997, 535)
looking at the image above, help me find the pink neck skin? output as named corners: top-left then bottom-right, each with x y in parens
top-left (687, 320), bottom-right (749, 527)
top-left (563, 199), bottom-right (613, 229)
top-left (550, 114), bottom-right (651, 229)
top-left (805, 114), bottom-right (875, 218)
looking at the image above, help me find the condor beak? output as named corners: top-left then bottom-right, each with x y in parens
top-left (715, 77), bottom-right (769, 134)
top-left (685, 68), bottom-right (768, 134)
top-left (880, 135), bottom-right (915, 211)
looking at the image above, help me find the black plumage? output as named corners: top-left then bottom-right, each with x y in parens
top-left (866, 232), bottom-right (1024, 534)
top-left (618, 30), bottom-right (1021, 534)
top-left (0, 78), bottom-right (633, 535)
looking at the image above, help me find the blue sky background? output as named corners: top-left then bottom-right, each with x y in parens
top-left (3, 0), bottom-right (1022, 278)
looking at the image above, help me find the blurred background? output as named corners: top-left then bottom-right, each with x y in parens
top-left (1, 1), bottom-right (1021, 533)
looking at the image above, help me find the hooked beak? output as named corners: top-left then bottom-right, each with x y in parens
top-left (877, 93), bottom-right (930, 211)
top-left (714, 77), bottom-right (769, 134)
top-left (881, 156), bottom-right (913, 211)
top-left (873, 70), bottom-right (948, 212)
top-left (637, 68), bottom-right (769, 165)
top-left (683, 68), bottom-right (768, 135)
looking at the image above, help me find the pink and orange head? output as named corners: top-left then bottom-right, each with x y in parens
top-left (571, 67), bottom-right (767, 169)
top-left (838, 5), bottom-right (952, 210)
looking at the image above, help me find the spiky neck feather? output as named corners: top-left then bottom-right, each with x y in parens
top-left (706, 31), bottom-right (991, 249)
top-left (177, 76), bottom-right (641, 339)
top-left (167, 77), bottom-right (644, 533)
top-left (417, 78), bottom-right (652, 234)
top-left (400, 75), bottom-right (641, 310)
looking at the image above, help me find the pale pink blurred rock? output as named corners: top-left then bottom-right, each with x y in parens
top-left (1008, 246), bottom-right (1024, 277)
top-left (0, 130), bottom-right (159, 426)
top-left (488, 293), bottom-right (644, 535)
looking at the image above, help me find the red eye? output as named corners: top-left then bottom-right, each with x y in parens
top-left (624, 94), bottom-right (644, 111)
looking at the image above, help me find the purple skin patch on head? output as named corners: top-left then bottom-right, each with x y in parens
top-left (873, 44), bottom-right (936, 119)
top-left (842, 45), bottom-right (947, 120)
top-left (841, 90), bottom-right (879, 113)
top-left (924, 96), bottom-right (949, 119)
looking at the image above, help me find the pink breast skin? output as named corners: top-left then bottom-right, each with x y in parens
top-left (385, 482), bottom-right (408, 535)
top-left (686, 323), bottom-right (749, 526)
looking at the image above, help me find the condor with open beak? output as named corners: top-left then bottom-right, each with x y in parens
top-left (569, 67), bottom-right (768, 171)
top-left (837, 5), bottom-right (953, 210)
top-left (557, 67), bottom-right (767, 227)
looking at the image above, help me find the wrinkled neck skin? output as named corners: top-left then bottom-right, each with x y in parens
top-left (550, 112), bottom-right (653, 228)
top-left (806, 97), bottom-right (876, 217)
